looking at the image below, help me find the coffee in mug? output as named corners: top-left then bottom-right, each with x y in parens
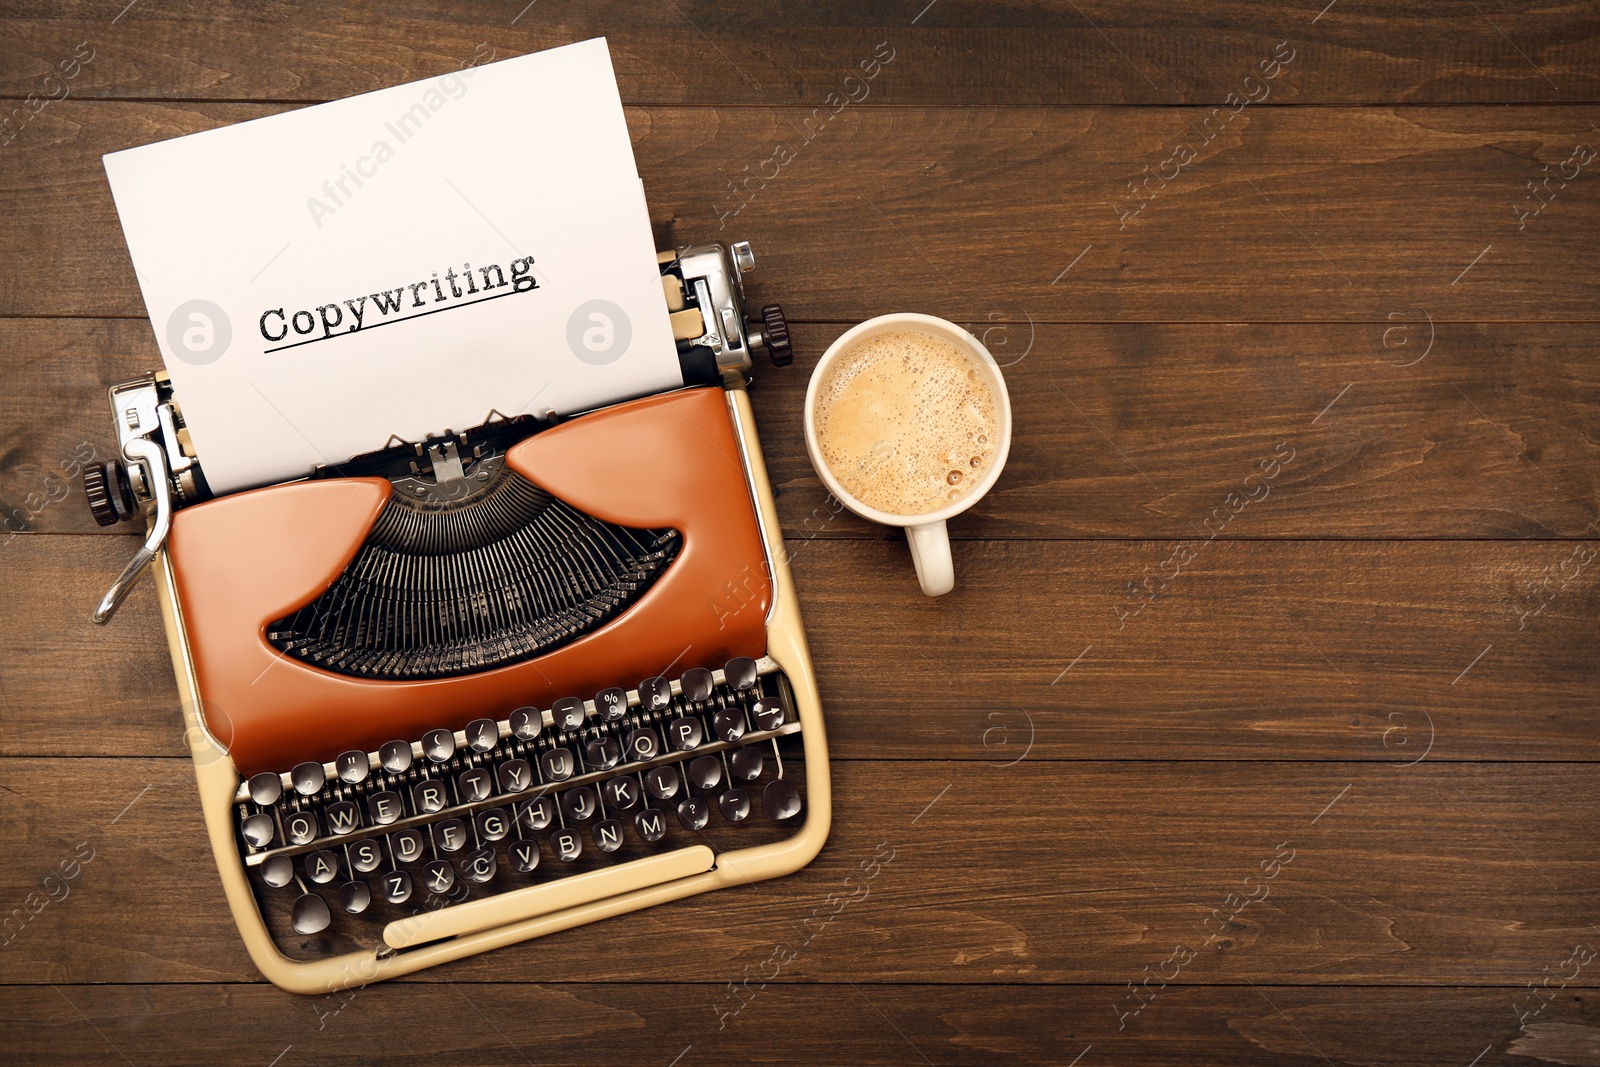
top-left (804, 314), bottom-right (1013, 597)
top-left (812, 330), bottom-right (1000, 517)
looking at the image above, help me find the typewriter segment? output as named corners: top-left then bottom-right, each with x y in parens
top-left (235, 657), bottom-right (808, 954)
top-left (86, 240), bottom-right (829, 990)
top-left (267, 469), bottom-right (681, 680)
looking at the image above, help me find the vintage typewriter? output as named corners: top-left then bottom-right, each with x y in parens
top-left (84, 241), bottom-right (830, 993)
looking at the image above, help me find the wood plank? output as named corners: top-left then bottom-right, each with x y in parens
top-left (5, 104), bottom-right (1600, 320)
top-left (3, 537), bottom-right (1596, 761)
top-left (0, 758), bottom-right (1595, 986)
top-left (7, 319), bottom-right (1598, 540)
top-left (1, 983), bottom-right (1593, 1066)
top-left (766, 327), bottom-right (1600, 540)
top-left (3, 1), bottom-right (1597, 105)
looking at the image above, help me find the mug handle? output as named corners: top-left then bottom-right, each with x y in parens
top-left (906, 521), bottom-right (955, 597)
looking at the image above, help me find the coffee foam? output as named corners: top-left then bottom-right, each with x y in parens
top-left (813, 329), bottom-right (999, 517)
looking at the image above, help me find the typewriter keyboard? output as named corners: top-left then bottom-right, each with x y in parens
top-left (233, 656), bottom-right (807, 955)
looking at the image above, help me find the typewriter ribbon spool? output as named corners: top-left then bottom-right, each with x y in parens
top-left (86, 242), bottom-right (832, 993)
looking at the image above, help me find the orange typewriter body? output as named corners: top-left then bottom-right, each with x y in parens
top-left (171, 387), bottom-right (771, 776)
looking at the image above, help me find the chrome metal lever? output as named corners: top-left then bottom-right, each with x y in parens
top-left (93, 436), bottom-right (173, 624)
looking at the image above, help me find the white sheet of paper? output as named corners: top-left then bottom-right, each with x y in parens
top-left (103, 38), bottom-right (680, 495)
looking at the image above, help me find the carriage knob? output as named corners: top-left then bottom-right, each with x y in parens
top-left (758, 304), bottom-right (792, 367)
top-left (84, 460), bottom-right (134, 527)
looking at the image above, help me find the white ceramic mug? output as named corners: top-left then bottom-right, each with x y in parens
top-left (803, 313), bottom-right (1013, 597)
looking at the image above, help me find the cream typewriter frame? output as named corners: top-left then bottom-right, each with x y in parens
top-left (153, 381), bottom-right (830, 994)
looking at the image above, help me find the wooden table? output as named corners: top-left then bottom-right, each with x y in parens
top-left (3, 4), bottom-right (1598, 1064)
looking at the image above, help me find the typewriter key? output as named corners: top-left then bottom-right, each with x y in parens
top-left (626, 728), bottom-right (660, 762)
top-left (291, 761), bottom-right (326, 795)
top-left (729, 747), bottom-right (764, 783)
top-left (380, 740), bottom-right (413, 773)
top-left (593, 819), bottom-right (624, 853)
top-left (262, 854), bottom-right (295, 888)
top-left (539, 747), bottom-right (575, 783)
top-left (462, 848), bottom-right (497, 883)
top-left (496, 758), bottom-right (532, 794)
top-left (335, 749), bottom-right (370, 784)
top-left (291, 892), bottom-right (332, 935)
top-left (638, 675), bottom-right (672, 712)
top-left (669, 716), bottom-right (704, 752)
top-left (560, 785), bottom-right (599, 823)
top-left (553, 696), bottom-right (586, 732)
top-left (515, 795), bottom-right (556, 832)
top-left (677, 796), bottom-right (710, 831)
top-left (466, 718), bottom-right (500, 753)
top-left (368, 790), bottom-right (403, 825)
top-left (712, 708), bottom-right (746, 744)
top-left (476, 807), bottom-right (510, 842)
top-left (350, 839), bottom-right (383, 874)
top-left (509, 707), bottom-right (541, 740)
top-left (603, 776), bottom-right (640, 811)
top-left (457, 767), bottom-right (493, 804)
top-left (241, 813), bottom-right (276, 849)
top-left (508, 839), bottom-right (540, 873)
top-left (325, 801), bottom-right (360, 836)
top-left (422, 859), bottom-right (455, 894)
top-left (248, 771), bottom-right (283, 806)
top-left (386, 832), bottom-right (422, 866)
top-left (338, 879), bottom-right (371, 915)
top-left (380, 870), bottom-right (413, 905)
top-left (422, 729), bottom-right (456, 763)
top-left (412, 779), bottom-right (448, 815)
top-left (763, 779), bottom-right (803, 821)
top-left (585, 736), bottom-right (621, 770)
top-left (681, 667), bottom-right (714, 703)
top-left (644, 765), bottom-right (681, 802)
top-left (436, 818), bottom-right (469, 853)
top-left (724, 656), bottom-right (759, 692)
top-left (305, 849), bottom-right (340, 885)
top-left (551, 827), bottom-right (583, 861)
top-left (688, 755), bottom-right (723, 792)
top-left (634, 808), bottom-right (669, 843)
top-left (719, 788), bottom-right (751, 823)
top-left (595, 687), bottom-right (628, 723)
top-left (284, 810), bottom-right (318, 846)
top-left (752, 699), bottom-right (785, 732)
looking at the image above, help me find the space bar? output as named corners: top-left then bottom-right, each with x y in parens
top-left (382, 845), bottom-right (716, 949)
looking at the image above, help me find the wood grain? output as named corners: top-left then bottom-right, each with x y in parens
top-left (6, 319), bottom-right (1598, 540)
top-left (3, 1), bottom-right (1597, 105)
top-left (1, 758), bottom-right (1595, 986)
top-left (2, 5), bottom-right (1597, 1062)
top-left (3, 535), bottom-right (1595, 762)
top-left (1, 984), bottom-right (1593, 1067)
top-left (5, 105), bottom-right (1600, 320)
